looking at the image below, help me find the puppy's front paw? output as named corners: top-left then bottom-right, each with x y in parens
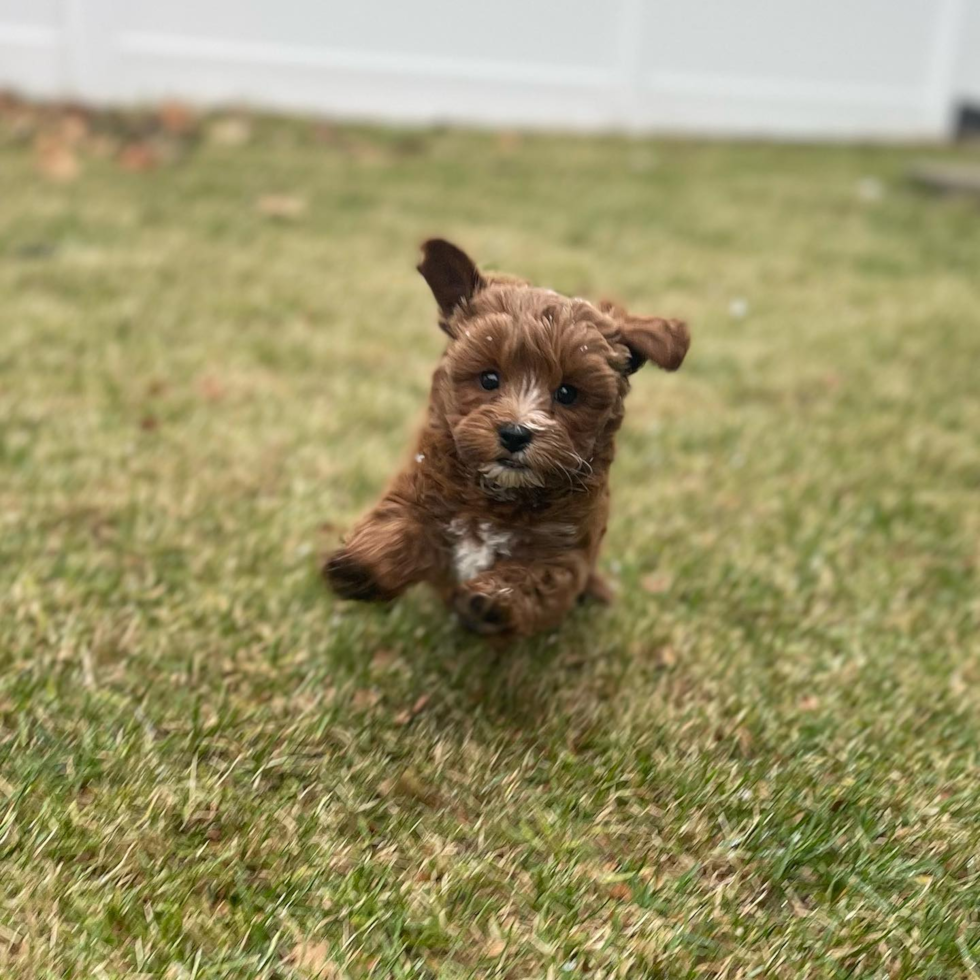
top-left (453, 587), bottom-right (512, 636)
top-left (323, 549), bottom-right (388, 602)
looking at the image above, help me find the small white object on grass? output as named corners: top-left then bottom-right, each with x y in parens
top-left (729, 297), bottom-right (749, 319)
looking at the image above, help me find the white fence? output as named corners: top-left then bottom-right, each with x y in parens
top-left (1, 0), bottom-right (978, 139)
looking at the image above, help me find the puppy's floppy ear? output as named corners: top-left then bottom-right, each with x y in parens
top-left (417, 239), bottom-right (485, 336)
top-left (620, 316), bottom-right (690, 373)
top-left (600, 301), bottom-right (690, 374)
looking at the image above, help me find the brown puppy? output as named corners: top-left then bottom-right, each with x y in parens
top-left (323, 240), bottom-right (690, 638)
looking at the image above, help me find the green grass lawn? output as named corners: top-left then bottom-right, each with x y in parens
top-left (2, 103), bottom-right (980, 979)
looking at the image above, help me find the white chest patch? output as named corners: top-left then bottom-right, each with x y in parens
top-left (449, 519), bottom-right (512, 582)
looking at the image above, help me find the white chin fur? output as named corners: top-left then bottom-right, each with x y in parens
top-left (480, 462), bottom-right (545, 489)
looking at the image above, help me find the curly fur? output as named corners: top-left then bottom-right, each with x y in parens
top-left (323, 239), bottom-right (690, 638)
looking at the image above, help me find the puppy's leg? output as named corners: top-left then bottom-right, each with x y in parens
top-left (453, 552), bottom-right (590, 637)
top-left (324, 497), bottom-right (432, 602)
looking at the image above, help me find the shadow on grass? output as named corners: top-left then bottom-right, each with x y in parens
top-left (321, 577), bottom-right (645, 739)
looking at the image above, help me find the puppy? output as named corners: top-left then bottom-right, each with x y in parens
top-left (323, 240), bottom-right (689, 637)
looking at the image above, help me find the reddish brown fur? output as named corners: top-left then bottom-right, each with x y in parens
top-left (323, 240), bottom-right (690, 638)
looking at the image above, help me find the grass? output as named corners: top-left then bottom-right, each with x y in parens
top-left (1, 101), bottom-right (980, 979)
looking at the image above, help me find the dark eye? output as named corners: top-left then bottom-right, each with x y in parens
top-left (554, 383), bottom-right (578, 405)
top-left (480, 370), bottom-right (500, 390)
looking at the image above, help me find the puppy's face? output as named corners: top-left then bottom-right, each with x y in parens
top-left (443, 290), bottom-right (626, 492)
top-left (418, 240), bottom-right (689, 495)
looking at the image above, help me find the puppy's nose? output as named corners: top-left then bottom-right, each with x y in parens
top-left (498, 423), bottom-right (534, 453)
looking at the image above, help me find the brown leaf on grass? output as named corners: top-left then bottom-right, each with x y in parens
top-left (198, 374), bottom-right (226, 402)
top-left (118, 142), bottom-right (159, 172)
top-left (370, 648), bottom-right (398, 671)
top-left (157, 101), bottom-right (196, 135)
top-left (0, 92), bottom-right (23, 119)
top-left (641, 574), bottom-right (672, 595)
top-left (58, 111), bottom-right (89, 146)
top-left (139, 415), bottom-right (159, 432)
top-left (654, 645), bottom-right (677, 667)
top-left (351, 688), bottom-right (380, 710)
top-left (609, 882), bottom-right (632, 901)
top-left (257, 194), bottom-right (307, 220)
top-left (484, 937), bottom-right (507, 958)
top-left (394, 694), bottom-right (430, 726)
top-left (286, 940), bottom-right (340, 978)
top-left (799, 695), bottom-right (820, 711)
top-left (35, 134), bottom-right (79, 182)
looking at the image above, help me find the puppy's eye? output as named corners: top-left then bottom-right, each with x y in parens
top-left (480, 370), bottom-right (500, 391)
top-left (554, 383), bottom-right (578, 405)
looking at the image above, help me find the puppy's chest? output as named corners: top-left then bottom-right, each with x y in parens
top-left (446, 516), bottom-right (578, 581)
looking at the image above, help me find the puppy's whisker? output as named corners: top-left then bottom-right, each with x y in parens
top-left (556, 451), bottom-right (592, 492)
top-left (553, 458), bottom-right (587, 493)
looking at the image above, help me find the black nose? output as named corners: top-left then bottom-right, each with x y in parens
top-left (498, 423), bottom-right (533, 453)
